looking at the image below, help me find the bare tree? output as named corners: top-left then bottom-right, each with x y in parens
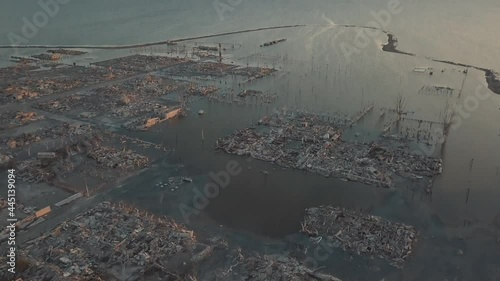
top-left (440, 97), bottom-right (456, 138)
top-left (394, 91), bottom-right (408, 119)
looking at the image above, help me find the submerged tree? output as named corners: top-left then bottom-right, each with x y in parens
top-left (394, 91), bottom-right (408, 119)
top-left (440, 97), bottom-right (456, 139)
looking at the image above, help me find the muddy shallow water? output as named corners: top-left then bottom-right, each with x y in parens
top-left (96, 26), bottom-right (500, 281)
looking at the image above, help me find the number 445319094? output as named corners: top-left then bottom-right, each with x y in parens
top-left (7, 169), bottom-right (16, 218)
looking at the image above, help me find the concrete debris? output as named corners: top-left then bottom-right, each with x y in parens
top-left (301, 206), bottom-right (417, 267)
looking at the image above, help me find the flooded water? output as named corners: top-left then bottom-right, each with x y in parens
top-left (2, 1), bottom-right (500, 280)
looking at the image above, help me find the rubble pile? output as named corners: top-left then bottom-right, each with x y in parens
top-left (17, 134), bottom-right (149, 185)
top-left (187, 85), bottom-right (219, 96)
top-left (48, 49), bottom-right (88, 56)
top-left (2, 65), bottom-right (131, 102)
top-left (3, 133), bottom-right (41, 149)
top-left (123, 75), bottom-right (181, 96)
top-left (229, 66), bottom-right (276, 78)
top-left (36, 95), bottom-right (104, 113)
top-left (238, 89), bottom-right (263, 97)
top-left (32, 53), bottom-right (61, 61)
top-left (165, 61), bottom-right (236, 77)
top-left (111, 100), bottom-right (173, 119)
top-left (197, 45), bottom-right (219, 52)
top-left (193, 51), bottom-right (219, 60)
top-left (0, 62), bottom-right (39, 82)
top-left (217, 113), bottom-right (441, 187)
top-left (260, 38), bottom-right (287, 47)
top-left (15, 111), bottom-right (39, 123)
top-left (3, 85), bottom-right (39, 100)
top-left (18, 158), bottom-right (56, 183)
top-left (216, 252), bottom-right (342, 281)
top-left (209, 89), bottom-right (279, 105)
top-left (36, 85), bottom-right (142, 114)
top-left (88, 146), bottom-right (149, 170)
top-left (36, 79), bottom-right (183, 125)
top-left (0, 111), bottom-right (43, 131)
top-left (2, 123), bottom-right (93, 150)
top-left (13, 202), bottom-right (222, 280)
top-left (93, 54), bottom-right (190, 72)
top-left (0, 154), bottom-right (14, 169)
top-left (0, 256), bottom-right (72, 281)
top-left (301, 206), bottom-right (417, 266)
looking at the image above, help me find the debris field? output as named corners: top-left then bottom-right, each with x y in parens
top-left (216, 112), bottom-right (442, 188)
top-left (0, 202), bottom-right (344, 281)
top-left (0, 111), bottom-right (43, 132)
top-left (15, 125), bottom-right (152, 195)
top-left (92, 54), bottom-right (190, 72)
top-left (35, 75), bottom-right (187, 130)
top-left (1, 64), bottom-right (133, 103)
top-left (301, 206), bottom-right (417, 267)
